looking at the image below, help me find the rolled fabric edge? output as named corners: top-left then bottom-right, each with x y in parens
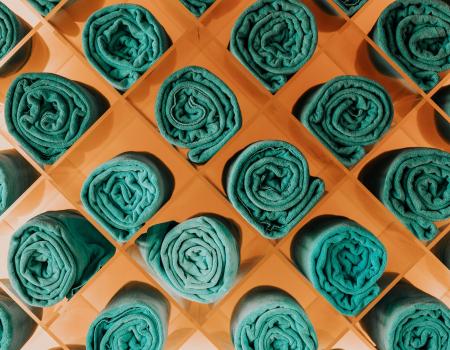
top-left (179, 0), bottom-right (214, 17)
top-left (433, 86), bottom-right (450, 143)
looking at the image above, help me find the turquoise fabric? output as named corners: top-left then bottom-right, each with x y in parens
top-left (81, 152), bottom-right (172, 243)
top-left (4, 72), bottom-right (108, 165)
top-left (86, 282), bottom-right (169, 350)
top-left (8, 210), bottom-right (115, 307)
top-left (433, 86), bottom-right (450, 142)
top-left (156, 66), bottom-right (242, 164)
top-left (360, 147), bottom-right (450, 241)
top-left (230, 0), bottom-right (318, 93)
top-left (332, 0), bottom-right (367, 16)
top-left (0, 150), bottom-right (38, 215)
top-left (297, 76), bottom-right (393, 167)
top-left (136, 216), bottom-right (239, 303)
top-left (373, 0), bottom-right (450, 92)
top-left (291, 215), bottom-right (387, 316)
top-left (226, 140), bottom-right (324, 239)
top-left (83, 4), bottom-right (170, 91)
top-left (179, 0), bottom-right (215, 17)
top-left (231, 286), bottom-right (318, 350)
top-left (362, 280), bottom-right (450, 350)
top-left (0, 290), bottom-right (40, 350)
top-left (27, 0), bottom-right (61, 15)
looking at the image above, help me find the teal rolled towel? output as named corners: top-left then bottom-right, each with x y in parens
top-left (332, 0), bottom-right (367, 15)
top-left (156, 66), bottom-right (242, 164)
top-left (180, 0), bottom-right (215, 16)
top-left (373, 0), bottom-right (450, 92)
top-left (362, 280), bottom-right (450, 350)
top-left (83, 4), bottom-right (170, 91)
top-left (0, 150), bottom-right (38, 215)
top-left (4, 72), bottom-right (109, 165)
top-left (231, 286), bottom-right (318, 350)
top-left (226, 140), bottom-right (325, 239)
top-left (27, 0), bottom-right (61, 15)
top-left (81, 152), bottom-right (173, 243)
top-left (136, 216), bottom-right (239, 303)
top-left (8, 210), bottom-right (115, 307)
top-left (433, 86), bottom-right (450, 142)
top-left (0, 290), bottom-right (40, 350)
top-left (296, 75), bottom-right (393, 167)
top-left (86, 281), bottom-right (169, 350)
top-left (0, 3), bottom-right (31, 76)
top-left (291, 215), bottom-right (387, 316)
top-left (230, 0), bottom-right (318, 93)
top-left (360, 147), bottom-right (450, 241)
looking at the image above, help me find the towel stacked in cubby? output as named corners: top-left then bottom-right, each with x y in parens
top-left (156, 66), bottom-right (242, 163)
top-left (226, 140), bottom-right (324, 239)
top-left (360, 147), bottom-right (450, 241)
top-left (180, 0), bottom-right (215, 16)
top-left (291, 216), bottom-right (387, 316)
top-left (231, 286), bottom-right (318, 350)
top-left (230, 0), bottom-right (318, 93)
top-left (81, 152), bottom-right (173, 243)
top-left (296, 75), bottom-right (393, 167)
top-left (137, 216), bottom-right (240, 303)
top-left (27, 0), bottom-right (61, 15)
top-left (433, 86), bottom-right (450, 142)
top-left (83, 4), bottom-right (170, 91)
top-left (8, 210), bottom-right (115, 307)
top-left (86, 282), bottom-right (169, 350)
top-left (332, 0), bottom-right (367, 15)
top-left (4, 72), bottom-right (108, 165)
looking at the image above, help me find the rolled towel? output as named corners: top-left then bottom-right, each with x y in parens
top-left (373, 0), bottom-right (450, 92)
top-left (332, 0), bottom-right (367, 16)
top-left (296, 75), bottom-right (393, 167)
top-left (27, 0), bottom-right (61, 15)
top-left (8, 210), bottom-right (115, 307)
top-left (291, 215), bottom-right (387, 316)
top-left (362, 280), bottom-right (450, 350)
top-left (81, 152), bottom-right (173, 243)
top-left (0, 3), bottom-right (31, 76)
top-left (433, 86), bottom-right (450, 143)
top-left (83, 4), bottom-right (170, 91)
top-left (86, 281), bottom-right (169, 350)
top-left (226, 140), bottom-right (324, 239)
top-left (4, 72), bottom-right (109, 165)
top-left (360, 147), bottom-right (450, 241)
top-left (180, 0), bottom-right (215, 17)
top-left (0, 150), bottom-right (39, 215)
top-left (230, 0), bottom-right (318, 93)
top-left (156, 66), bottom-right (242, 164)
top-left (0, 290), bottom-right (40, 350)
top-left (231, 286), bottom-right (318, 350)
top-left (136, 216), bottom-right (240, 303)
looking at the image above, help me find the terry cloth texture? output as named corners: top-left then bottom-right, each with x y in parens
top-left (230, 0), bottom-right (318, 93)
top-left (433, 86), bottom-right (450, 142)
top-left (81, 152), bottom-right (173, 243)
top-left (179, 0), bottom-right (215, 17)
top-left (156, 66), bottom-right (242, 164)
top-left (291, 215), bottom-right (387, 316)
top-left (226, 140), bottom-right (324, 239)
top-left (8, 210), bottom-right (115, 307)
top-left (296, 75), bottom-right (393, 167)
top-left (82, 4), bottom-right (170, 91)
top-left (360, 147), bottom-right (450, 241)
top-left (332, 0), bottom-right (368, 16)
top-left (4, 72), bottom-right (108, 165)
top-left (231, 286), bottom-right (318, 350)
top-left (27, 0), bottom-right (61, 15)
top-left (136, 216), bottom-right (240, 303)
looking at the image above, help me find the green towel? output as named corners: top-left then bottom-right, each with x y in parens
top-left (332, 0), bottom-right (368, 16)
top-left (81, 152), bottom-right (173, 243)
top-left (373, 0), bottom-right (450, 92)
top-left (360, 147), bottom-right (450, 241)
top-left (362, 280), bottom-right (450, 350)
top-left (226, 140), bottom-right (324, 239)
top-left (0, 290), bottom-right (40, 350)
top-left (156, 66), bottom-right (242, 164)
top-left (433, 86), bottom-right (450, 142)
top-left (4, 72), bottom-right (109, 165)
top-left (291, 215), bottom-right (387, 316)
top-left (27, 0), bottom-right (61, 15)
top-left (179, 0), bottom-right (215, 16)
top-left (0, 3), bottom-right (32, 76)
top-left (8, 210), bottom-right (115, 307)
top-left (0, 150), bottom-right (39, 215)
top-left (86, 281), bottom-right (169, 350)
top-left (296, 75), bottom-right (393, 167)
top-left (136, 216), bottom-right (239, 303)
top-left (83, 4), bottom-right (170, 91)
top-left (230, 0), bottom-right (317, 93)
top-left (231, 286), bottom-right (318, 350)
